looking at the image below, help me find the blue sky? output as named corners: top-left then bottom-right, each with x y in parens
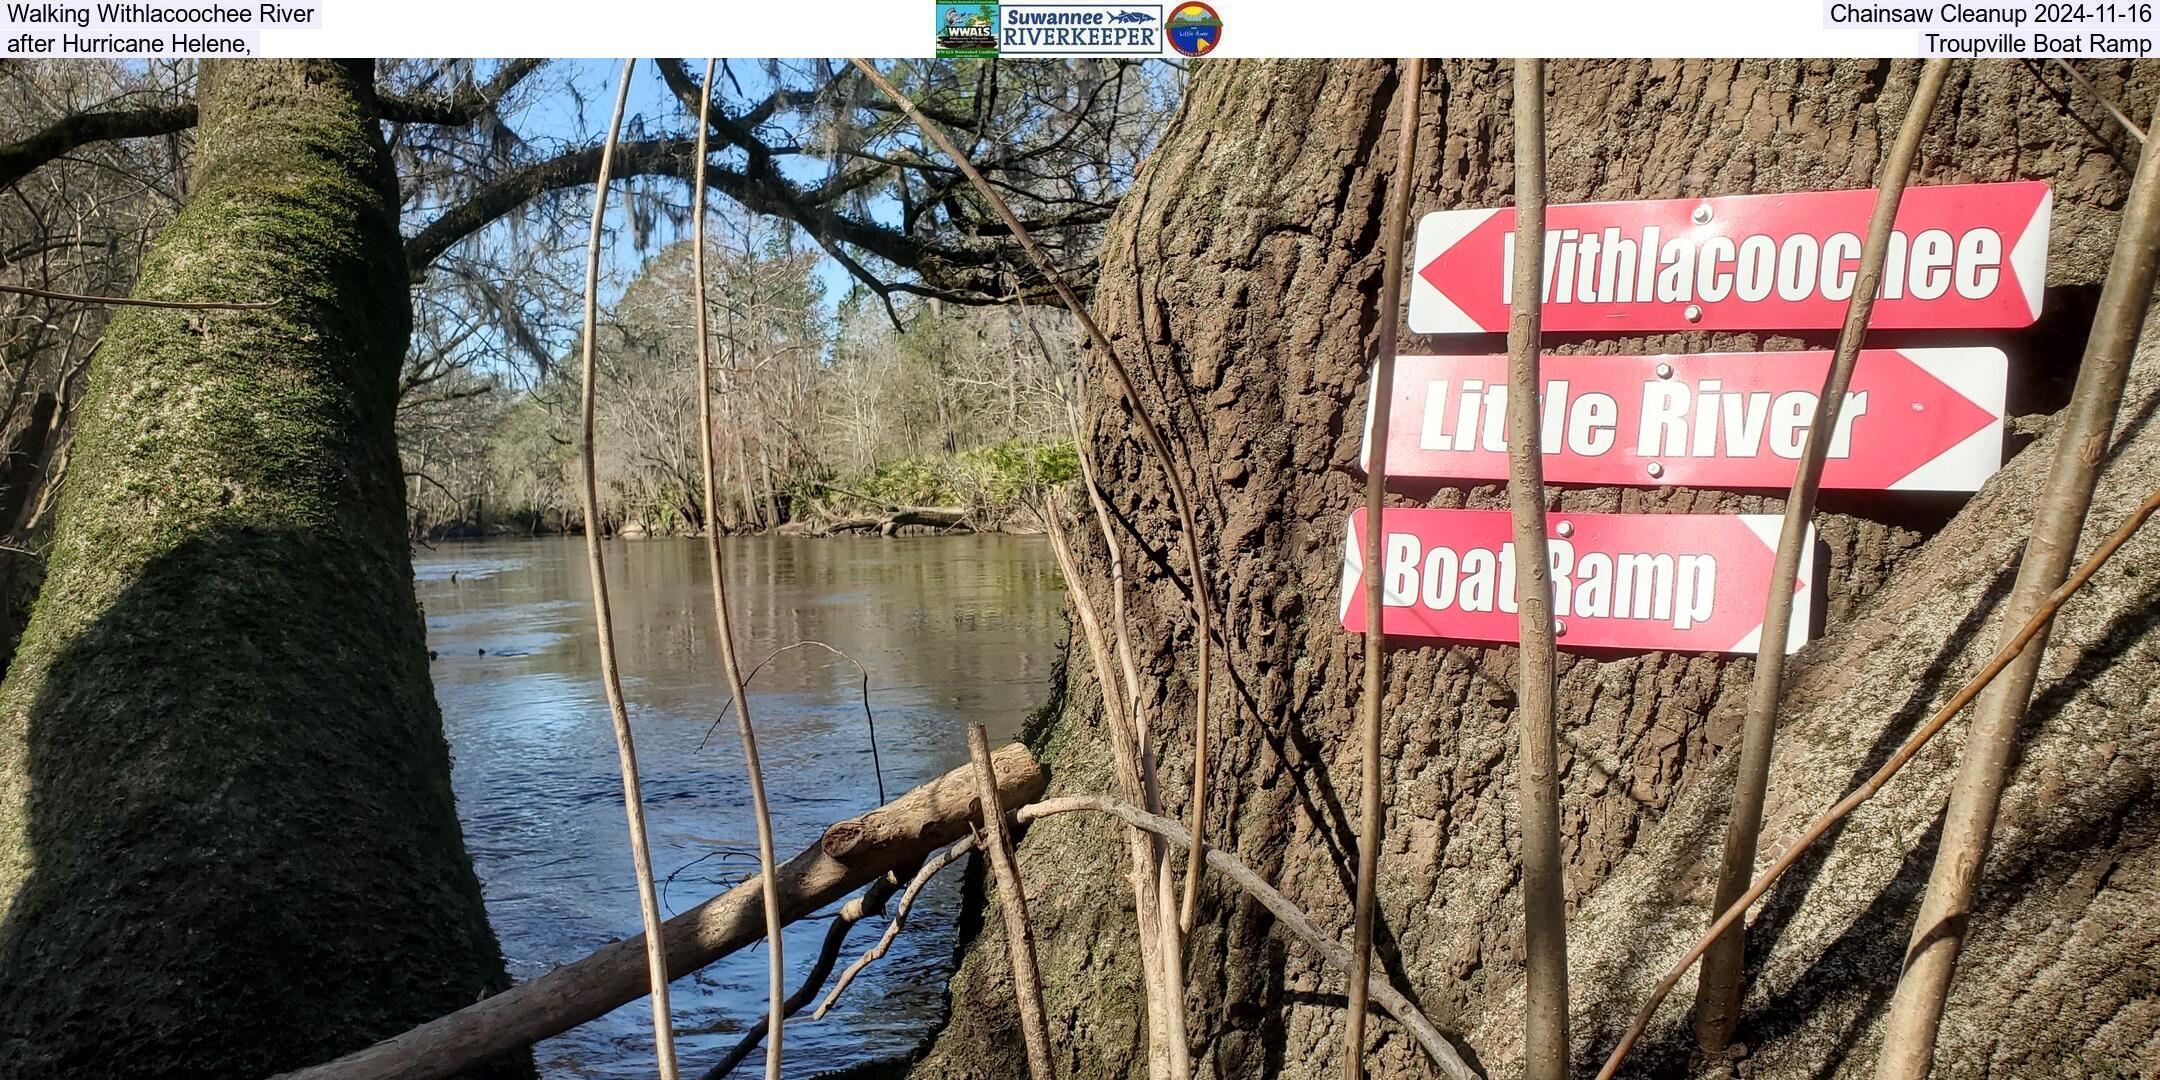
top-left (519, 59), bottom-right (868, 315)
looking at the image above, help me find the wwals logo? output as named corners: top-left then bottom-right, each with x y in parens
top-left (935, 2), bottom-right (999, 57)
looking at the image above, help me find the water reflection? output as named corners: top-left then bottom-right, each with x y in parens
top-left (415, 535), bottom-right (1063, 1078)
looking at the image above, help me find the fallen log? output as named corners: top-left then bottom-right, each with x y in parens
top-left (277, 743), bottom-right (1048, 1080)
top-left (824, 506), bottom-right (970, 536)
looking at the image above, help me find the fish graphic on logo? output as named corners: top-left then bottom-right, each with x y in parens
top-left (1108, 9), bottom-right (1154, 21)
top-left (1166, 1), bottom-right (1221, 56)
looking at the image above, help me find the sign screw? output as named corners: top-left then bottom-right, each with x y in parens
top-left (1553, 619), bottom-right (1567, 637)
top-left (1684, 304), bottom-right (1704, 323)
top-left (1647, 461), bottom-right (1666, 479)
top-left (1555, 520), bottom-right (1574, 538)
top-left (1692, 203), bottom-right (1713, 225)
top-left (1655, 363), bottom-right (1674, 379)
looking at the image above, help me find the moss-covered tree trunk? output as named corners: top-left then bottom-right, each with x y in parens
top-left (0, 61), bottom-right (524, 1080)
top-left (913, 60), bottom-right (2160, 1079)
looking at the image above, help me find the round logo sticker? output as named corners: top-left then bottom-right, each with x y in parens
top-left (1166, 1), bottom-right (1222, 56)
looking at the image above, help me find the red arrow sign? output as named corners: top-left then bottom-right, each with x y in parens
top-left (1339, 508), bottom-right (1814, 656)
top-left (1409, 181), bottom-right (2050, 334)
top-left (1360, 348), bottom-right (2004, 492)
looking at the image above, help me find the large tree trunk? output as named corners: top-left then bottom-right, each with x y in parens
top-left (0, 61), bottom-right (525, 1080)
top-left (912, 59), bottom-right (2160, 1079)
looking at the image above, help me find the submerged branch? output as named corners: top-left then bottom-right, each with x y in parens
top-left (277, 745), bottom-right (1050, 1080)
top-left (697, 873), bottom-right (905, 1080)
top-left (815, 837), bottom-right (976, 1020)
top-left (700, 639), bottom-right (885, 804)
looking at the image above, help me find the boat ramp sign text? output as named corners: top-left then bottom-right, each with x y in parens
top-left (1338, 508), bottom-right (1816, 656)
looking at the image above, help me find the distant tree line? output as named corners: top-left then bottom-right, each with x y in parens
top-left (406, 215), bottom-right (1082, 539)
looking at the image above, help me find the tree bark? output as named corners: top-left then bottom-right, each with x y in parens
top-left (911, 59), bottom-right (2160, 1080)
top-left (0, 61), bottom-right (525, 1080)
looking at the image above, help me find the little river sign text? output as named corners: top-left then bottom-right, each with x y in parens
top-left (1359, 348), bottom-right (2006, 492)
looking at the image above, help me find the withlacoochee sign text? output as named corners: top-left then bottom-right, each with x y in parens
top-left (1408, 181), bottom-right (2051, 334)
top-left (1338, 508), bottom-right (1815, 656)
top-left (1359, 348), bottom-right (2006, 492)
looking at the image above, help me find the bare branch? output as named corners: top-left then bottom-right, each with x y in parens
top-left (696, 873), bottom-right (904, 1080)
top-left (969, 724), bottom-right (1056, 1080)
top-left (0, 282), bottom-right (275, 311)
top-left (699, 639), bottom-right (885, 804)
top-left (0, 100), bottom-right (196, 190)
top-left (377, 59), bottom-right (547, 126)
top-left (1693, 58), bottom-right (1951, 1052)
top-left (1875, 84), bottom-right (2160, 1079)
top-left (1344, 57), bottom-right (1424, 1080)
top-left (814, 837), bottom-right (976, 1020)
top-left (2050, 59), bottom-right (2148, 143)
top-left (691, 58), bottom-right (789, 1078)
top-left (401, 135), bottom-right (1002, 295)
top-left (849, 57), bottom-right (1222, 939)
top-left (1598, 479), bottom-right (2160, 1080)
top-left (575, 57), bottom-right (681, 1080)
top-left (1015, 795), bottom-right (1483, 1080)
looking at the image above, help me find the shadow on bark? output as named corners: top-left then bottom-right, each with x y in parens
top-left (1606, 571), bottom-right (2160, 1080)
top-left (0, 527), bottom-right (531, 1080)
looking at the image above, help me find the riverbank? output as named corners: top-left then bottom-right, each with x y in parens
top-left (411, 439), bottom-right (1077, 543)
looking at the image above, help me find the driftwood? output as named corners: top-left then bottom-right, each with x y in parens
top-left (825, 506), bottom-right (970, 535)
top-left (278, 744), bottom-right (1048, 1080)
top-left (808, 791), bottom-right (1484, 1080)
top-left (775, 505), bottom-right (971, 537)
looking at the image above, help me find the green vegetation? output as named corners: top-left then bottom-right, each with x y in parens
top-left (796, 438), bottom-right (1081, 529)
top-left (406, 218), bottom-right (1080, 538)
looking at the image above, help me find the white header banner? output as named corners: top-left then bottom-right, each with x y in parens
top-left (5, 0), bottom-right (2151, 58)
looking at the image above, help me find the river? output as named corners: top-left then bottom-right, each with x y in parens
top-left (413, 535), bottom-right (1064, 1078)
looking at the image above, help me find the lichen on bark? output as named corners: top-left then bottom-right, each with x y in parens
top-left (0, 61), bottom-right (526, 1080)
top-left (913, 59), bottom-right (2160, 1079)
